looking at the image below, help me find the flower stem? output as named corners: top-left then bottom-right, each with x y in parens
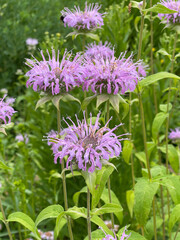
top-left (165, 31), bottom-right (177, 240)
top-left (0, 196), bottom-right (13, 240)
top-left (174, 223), bottom-right (180, 240)
top-left (87, 187), bottom-right (91, 240)
top-left (57, 107), bottom-right (74, 240)
top-left (106, 100), bottom-right (115, 229)
top-left (137, 1), bottom-right (157, 238)
top-left (129, 92), bottom-right (135, 188)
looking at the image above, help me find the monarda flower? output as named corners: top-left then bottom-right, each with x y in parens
top-left (85, 41), bottom-right (114, 59)
top-left (47, 112), bottom-right (125, 173)
top-left (158, 0), bottom-right (180, 24)
top-left (25, 50), bottom-right (84, 95)
top-left (83, 53), bottom-right (146, 95)
top-left (169, 128), bottom-right (180, 140)
top-left (61, 2), bottom-right (105, 31)
top-left (0, 95), bottom-right (16, 125)
top-left (26, 38), bottom-right (38, 46)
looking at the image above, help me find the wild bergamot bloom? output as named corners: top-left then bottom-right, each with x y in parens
top-left (85, 41), bottom-right (114, 59)
top-left (82, 53), bottom-right (146, 95)
top-left (158, 0), bottom-right (180, 24)
top-left (47, 112), bottom-right (125, 173)
top-left (25, 49), bottom-right (84, 95)
top-left (61, 2), bottom-right (105, 31)
top-left (169, 128), bottom-right (180, 140)
top-left (0, 95), bottom-right (16, 125)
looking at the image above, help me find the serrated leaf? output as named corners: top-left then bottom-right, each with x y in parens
top-left (0, 160), bottom-right (11, 170)
top-left (35, 205), bottom-right (64, 226)
top-left (118, 227), bottom-right (147, 240)
top-left (152, 112), bottom-right (168, 140)
top-left (91, 166), bottom-right (114, 209)
top-left (81, 95), bottom-right (97, 110)
top-left (7, 212), bottom-right (38, 237)
top-left (134, 178), bottom-right (159, 226)
top-left (126, 190), bottom-right (134, 218)
top-left (52, 95), bottom-right (63, 110)
top-left (159, 103), bottom-right (172, 112)
top-left (91, 203), bottom-right (122, 216)
top-left (35, 95), bottom-right (52, 110)
top-left (169, 204), bottom-right (180, 232)
top-left (142, 4), bottom-right (178, 13)
top-left (158, 145), bottom-right (179, 173)
top-left (96, 94), bottom-right (109, 108)
top-left (139, 72), bottom-right (180, 88)
top-left (91, 215), bottom-right (113, 235)
top-left (122, 140), bottom-right (133, 164)
top-left (81, 171), bottom-right (97, 194)
top-left (54, 217), bottom-right (67, 240)
top-left (61, 93), bottom-right (81, 104)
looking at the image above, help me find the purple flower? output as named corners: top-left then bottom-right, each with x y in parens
top-left (61, 2), bottom-right (105, 31)
top-left (101, 226), bottom-right (131, 240)
top-left (47, 112), bottom-right (126, 173)
top-left (16, 134), bottom-right (29, 144)
top-left (158, 0), bottom-right (180, 24)
top-left (25, 49), bottom-right (84, 95)
top-left (85, 41), bottom-right (114, 59)
top-left (169, 128), bottom-right (180, 140)
top-left (82, 53), bottom-right (146, 95)
top-left (26, 38), bottom-right (38, 46)
top-left (0, 95), bottom-right (16, 125)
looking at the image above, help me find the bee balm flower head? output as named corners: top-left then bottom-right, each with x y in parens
top-left (61, 2), bottom-right (105, 31)
top-left (85, 41), bottom-right (114, 59)
top-left (0, 95), bottom-right (16, 125)
top-left (47, 112), bottom-right (126, 173)
top-left (169, 128), bottom-right (180, 141)
top-left (25, 49), bottom-right (84, 95)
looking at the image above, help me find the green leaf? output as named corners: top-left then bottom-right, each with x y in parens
top-left (0, 127), bottom-right (6, 135)
top-left (73, 186), bottom-right (87, 206)
top-left (152, 112), bottom-right (168, 140)
top-left (101, 188), bottom-right (123, 224)
top-left (84, 229), bottom-right (105, 240)
top-left (159, 103), bottom-right (172, 112)
top-left (7, 212), bottom-right (38, 237)
top-left (109, 94), bottom-right (120, 112)
top-left (81, 171), bottom-right (97, 194)
top-left (118, 227), bottom-right (147, 240)
top-left (81, 95), bottom-right (97, 110)
top-left (126, 190), bottom-right (134, 218)
top-left (66, 171), bottom-right (82, 178)
top-left (91, 215), bottom-right (113, 235)
top-left (169, 204), bottom-right (180, 232)
top-left (0, 160), bottom-right (11, 170)
top-left (85, 33), bottom-right (100, 41)
top-left (145, 216), bottom-right (163, 240)
top-left (122, 140), bottom-right (133, 164)
top-left (162, 175), bottom-right (180, 204)
top-left (54, 217), bottom-right (67, 240)
top-left (135, 152), bottom-right (147, 167)
top-left (91, 166), bottom-right (114, 209)
top-left (35, 205), bottom-right (64, 226)
top-left (142, 4), bottom-right (178, 13)
top-left (157, 49), bottom-right (171, 59)
top-left (139, 72), bottom-right (180, 88)
top-left (61, 93), bottom-right (81, 104)
top-left (52, 95), bottom-right (63, 110)
top-left (35, 95), bottom-right (52, 110)
top-left (158, 145), bottom-right (179, 173)
top-left (96, 94), bottom-right (109, 108)
top-left (134, 178), bottom-right (159, 226)
top-left (91, 203), bottom-right (122, 216)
